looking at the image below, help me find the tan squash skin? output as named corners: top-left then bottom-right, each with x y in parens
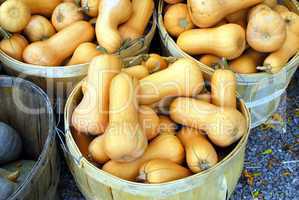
top-left (96, 0), bottom-right (132, 53)
top-left (164, 0), bottom-right (183, 4)
top-left (144, 54), bottom-right (168, 73)
top-left (23, 21), bottom-right (94, 66)
top-left (24, 15), bottom-right (56, 42)
top-left (137, 159), bottom-right (192, 184)
top-left (139, 58), bottom-right (204, 105)
top-left (187, 0), bottom-right (262, 27)
top-left (178, 128), bottom-right (218, 173)
top-left (119, 0), bottom-right (154, 41)
top-left (71, 127), bottom-right (93, 159)
top-left (170, 98), bottom-right (247, 147)
top-left (138, 106), bottom-right (160, 140)
top-left (81, 0), bottom-right (100, 17)
top-left (262, 12), bottom-right (299, 73)
top-left (104, 73), bottom-right (148, 162)
top-left (158, 115), bottom-right (177, 133)
top-left (89, 135), bottom-right (110, 164)
top-left (263, 0), bottom-right (277, 8)
top-left (230, 49), bottom-right (265, 74)
top-left (177, 24), bottom-right (246, 59)
top-left (247, 4), bottom-right (286, 52)
top-left (0, 34), bottom-right (28, 61)
top-left (21, 0), bottom-right (61, 17)
top-left (211, 69), bottom-right (237, 108)
top-left (102, 134), bottom-right (185, 181)
top-left (148, 96), bottom-right (176, 115)
top-left (164, 3), bottom-right (194, 37)
top-left (273, 5), bottom-right (289, 14)
top-left (52, 2), bottom-right (84, 31)
top-left (199, 55), bottom-right (221, 68)
top-left (0, 0), bottom-right (31, 33)
top-left (226, 9), bottom-right (248, 28)
top-left (67, 42), bottom-right (102, 66)
top-left (72, 55), bottom-right (122, 135)
top-left (195, 92), bottom-right (211, 103)
top-left (122, 65), bottom-right (149, 79)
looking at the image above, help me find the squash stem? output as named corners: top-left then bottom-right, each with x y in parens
top-left (0, 27), bottom-right (12, 39)
top-left (257, 65), bottom-right (272, 73)
top-left (136, 172), bottom-right (147, 183)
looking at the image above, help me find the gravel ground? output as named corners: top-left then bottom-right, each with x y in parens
top-left (58, 70), bottom-right (299, 200)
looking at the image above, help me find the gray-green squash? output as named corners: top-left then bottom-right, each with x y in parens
top-left (0, 177), bottom-right (15, 200)
top-left (0, 122), bottom-right (22, 164)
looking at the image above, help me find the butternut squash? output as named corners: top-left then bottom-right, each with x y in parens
top-left (104, 73), bottom-right (148, 162)
top-left (229, 49), bottom-right (265, 74)
top-left (137, 159), bottom-right (191, 183)
top-left (67, 42), bottom-right (102, 66)
top-left (144, 54), bottom-right (168, 73)
top-left (24, 15), bottom-right (56, 42)
top-left (187, 0), bottom-right (262, 27)
top-left (23, 21), bottom-right (94, 66)
top-left (199, 55), bottom-right (221, 68)
top-left (122, 65), bottom-right (149, 79)
top-left (164, 3), bottom-right (194, 37)
top-left (102, 134), bottom-right (185, 181)
top-left (247, 4), bottom-right (286, 52)
top-left (226, 9), bottom-right (248, 28)
top-left (158, 115), bottom-right (177, 133)
top-left (164, 0), bottom-right (183, 4)
top-left (21, 0), bottom-right (61, 16)
top-left (148, 96), bottom-right (176, 115)
top-left (72, 55), bottom-right (122, 135)
top-left (177, 127), bottom-right (218, 173)
top-left (89, 135), bottom-right (110, 164)
top-left (139, 58), bottom-right (204, 105)
top-left (0, 0), bottom-right (31, 33)
top-left (170, 97), bottom-right (247, 147)
top-left (260, 11), bottom-right (299, 73)
top-left (96, 0), bottom-right (132, 53)
top-left (119, 0), bottom-right (154, 41)
top-left (52, 2), bottom-right (84, 31)
top-left (0, 34), bottom-right (28, 61)
top-left (177, 24), bottom-right (246, 59)
top-left (263, 0), bottom-right (277, 8)
top-left (195, 92), bottom-right (211, 103)
top-left (81, 0), bottom-right (100, 17)
top-left (211, 69), bottom-right (237, 108)
top-left (138, 106), bottom-right (160, 140)
top-left (273, 5), bottom-right (289, 14)
top-left (71, 127), bottom-right (93, 158)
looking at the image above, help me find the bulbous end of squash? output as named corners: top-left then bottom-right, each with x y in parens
top-left (104, 122), bottom-right (148, 163)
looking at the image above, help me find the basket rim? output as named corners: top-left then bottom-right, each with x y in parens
top-left (0, 76), bottom-right (57, 199)
top-left (157, 0), bottom-right (299, 80)
top-left (63, 58), bottom-right (252, 194)
top-left (0, 10), bottom-right (157, 70)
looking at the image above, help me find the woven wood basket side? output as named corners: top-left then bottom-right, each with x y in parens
top-left (63, 55), bottom-right (251, 200)
top-left (0, 76), bottom-right (59, 200)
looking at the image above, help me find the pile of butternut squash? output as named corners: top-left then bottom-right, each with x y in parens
top-left (0, 0), bottom-right (154, 66)
top-left (163, 0), bottom-right (299, 74)
top-left (71, 54), bottom-right (248, 183)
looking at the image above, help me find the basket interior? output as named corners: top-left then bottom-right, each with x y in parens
top-left (0, 77), bottom-right (53, 160)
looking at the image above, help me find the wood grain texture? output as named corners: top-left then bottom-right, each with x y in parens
top-left (0, 76), bottom-right (59, 200)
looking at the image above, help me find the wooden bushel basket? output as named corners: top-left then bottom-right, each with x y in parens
top-left (157, 0), bottom-right (299, 128)
top-left (0, 11), bottom-right (157, 113)
top-left (62, 55), bottom-right (251, 200)
top-left (0, 76), bottom-right (59, 200)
